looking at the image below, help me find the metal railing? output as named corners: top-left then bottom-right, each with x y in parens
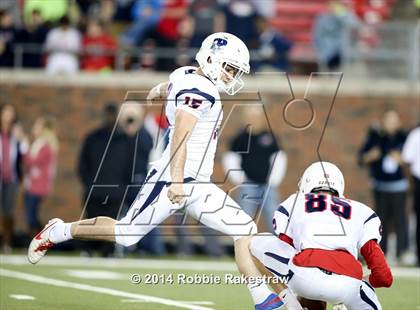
top-left (342, 21), bottom-right (419, 81)
top-left (10, 21), bottom-right (420, 82)
top-left (12, 44), bottom-right (201, 71)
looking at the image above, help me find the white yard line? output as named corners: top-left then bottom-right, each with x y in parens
top-left (0, 268), bottom-right (214, 310)
top-left (121, 299), bottom-right (214, 305)
top-left (65, 269), bottom-right (126, 280)
top-left (9, 294), bottom-right (36, 300)
top-left (0, 254), bottom-right (237, 271)
top-left (1, 254), bottom-right (419, 278)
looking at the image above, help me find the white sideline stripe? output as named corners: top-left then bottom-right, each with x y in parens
top-left (1, 255), bottom-right (419, 278)
top-left (9, 294), bottom-right (36, 300)
top-left (65, 269), bottom-right (126, 280)
top-left (121, 299), bottom-right (214, 305)
top-left (0, 255), bottom-right (237, 271)
top-left (0, 269), bottom-right (213, 310)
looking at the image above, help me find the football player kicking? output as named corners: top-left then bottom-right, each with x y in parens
top-left (28, 32), bottom-right (302, 310)
top-left (248, 161), bottom-right (393, 310)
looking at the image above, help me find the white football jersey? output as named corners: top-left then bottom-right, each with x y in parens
top-left (154, 66), bottom-right (222, 182)
top-left (273, 192), bottom-right (382, 259)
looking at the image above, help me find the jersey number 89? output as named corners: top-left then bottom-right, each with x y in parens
top-left (305, 193), bottom-right (352, 220)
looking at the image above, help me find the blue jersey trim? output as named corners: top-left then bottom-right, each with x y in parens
top-left (364, 213), bottom-right (378, 224)
top-left (264, 251), bottom-right (290, 265)
top-left (360, 286), bottom-right (379, 310)
top-left (131, 171), bottom-right (195, 220)
top-left (277, 205), bottom-right (290, 217)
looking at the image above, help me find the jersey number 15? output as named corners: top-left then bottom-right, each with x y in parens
top-left (305, 194), bottom-right (352, 220)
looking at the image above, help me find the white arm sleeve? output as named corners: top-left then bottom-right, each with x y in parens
top-left (222, 151), bottom-right (246, 185)
top-left (267, 151), bottom-right (287, 187)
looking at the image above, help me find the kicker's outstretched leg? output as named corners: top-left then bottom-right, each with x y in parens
top-left (28, 216), bottom-right (116, 264)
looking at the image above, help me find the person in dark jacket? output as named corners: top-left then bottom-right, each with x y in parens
top-left (78, 103), bottom-right (125, 256)
top-left (223, 106), bottom-right (287, 232)
top-left (359, 110), bottom-right (408, 261)
top-left (0, 9), bottom-right (17, 67)
top-left (16, 9), bottom-right (48, 68)
top-left (254, 16), bottom-right (292, 71)
top-left (78, 102), bottom-right (156, 257)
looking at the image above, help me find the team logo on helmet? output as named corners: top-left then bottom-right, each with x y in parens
top-left (211, 38), bottom-right (228, 51)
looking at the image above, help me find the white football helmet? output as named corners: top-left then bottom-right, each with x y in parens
top-left (298, 161), bottom-right (345, 197)
top-left (196, 32), bottom-right (250, 95)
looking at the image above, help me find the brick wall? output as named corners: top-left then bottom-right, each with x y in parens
top-left (1, 83), bottom-right (418, 231)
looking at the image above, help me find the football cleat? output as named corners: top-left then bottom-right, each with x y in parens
top-left (28, 218), bottom-right (62, 264)
top-left (255, 293), bottom-right (285, 310)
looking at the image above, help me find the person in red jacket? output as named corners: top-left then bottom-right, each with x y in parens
top-left (249, 162), bottom-right (392, 310)
top-left (24, 117), bottom-right (58, 236)
top-left (81, 19), bottom-right (116, 71)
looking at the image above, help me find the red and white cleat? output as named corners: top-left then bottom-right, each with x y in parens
top-left (28, 218), bottom-right (62, 264)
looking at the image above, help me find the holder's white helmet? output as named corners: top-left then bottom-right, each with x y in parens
top-left (196, 32), bottom-right (250, 95)
top-left (298, 162), bottom-right (345, 197)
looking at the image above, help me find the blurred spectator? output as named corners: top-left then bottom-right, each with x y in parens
top-left (145, 0), bottom-right (188, 71)
top-left (184, 0), bottom-right (225, 48)
top-left (23, 117), bottom-right (58, 237)
top-left (254, 16), bottom-right (292, 72)
top-left (78, 102), bottom-right (158, 256)
top-left (221, 0), bottom-right (258, 47)
top-left (251, 0), bottom-right (276, 19)
top-left (136, 38), bottom-right (157, 70)
top-left (0, 9), bottom-right (17, 67)
top-left (223, 106), bottom-right (287, 232)
top-left (312, 0), bottom-right (359, 71)
top-left (0, 0), bottom-right (21, 28)
top-left (114, 0), bottom-right (135, 21)
top-left (78, 103), bottom-right (124, 257)
top-left (16, 10), bottom-right (48, 68)
top-left (1, 104), bottom-right (28, 253)
top-left (359, 110), bottom-right (408, 261)
top-left (45, 16), bottom-right (81, 75)
top-left (76, 0), bottom-right (115, 26)
top-left (120, 0), bottom-right (163, 47)
top-left (402, 126), bottom-right (420, 266)
top-left (76, 0), bottom-right (100, 17)
top-left (24, 0), bottom-right (69, 25)
top-left (82, 19), bottom-right (116, 71)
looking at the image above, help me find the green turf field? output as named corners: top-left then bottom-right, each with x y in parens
top-left (1, 255), bottom-right (419, 310)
